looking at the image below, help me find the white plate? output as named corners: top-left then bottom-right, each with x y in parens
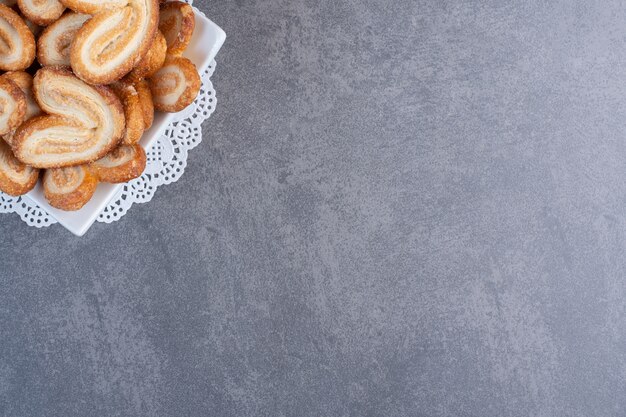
top-left (23, 10), bottom-right (226, 236)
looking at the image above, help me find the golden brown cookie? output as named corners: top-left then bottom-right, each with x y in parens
top-left (89, 144), bottom-right (146, 183)
top-left (3, 71), bottom-right (41, 121)
top-left (17, 0), bottom-right (65, 26)
top-left (69, 0), bottom-right (159, 84)
top-left (158, 1), bottom-right (194, 55)
top-left (149, 55), bottom-right (200, 112)
top-left (37, 11), bottom-right (90, 67)
top-left (59, 0), bottom-right (125, 14)
top-left (0, 5), bottom-right (36, 71)
top-left (0, 138), bottom-right (38, 196)
top-left (126, 29), bottom-right (166, 82)
top-left (13, 66), bottom-right (125, 168)
top-left (135, 78), bottom-right (154, 129)
top-left (0, 76), bottom-right (26, 136)
top-left (110, 81), bottom-right (144, 145)
top-left (43, 164), bottom-right (97, 210)
top-left (2, 71), bottom-right (41, 146)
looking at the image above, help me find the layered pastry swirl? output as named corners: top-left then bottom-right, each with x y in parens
top-left (68, 0), bottom-right (159, 84)
top-left (43, 164), bottom-right (97, 210)
top-left (0, 0), bottom-right (203, 211)
top-left (17, 0), bottom-right (65, 26)
top-left (59, 0), bottom-right (126, 15)
top-left (110, 81), bottom-right (145, 145)
top-left (4, 71), bottom-right (41, 122)
top-left (135, 79), bottom-right (154, 129)
top-left (37, 12), bottom-right (90, 66)
top-left (126, 30), bottom-right (166, 82)
top-left (1, 71), bottom-right (41, 146)
top-left (0, 5), bottom-right (35, 71)
top-left (149, 55), bottom-right (200, 112)
top-left (159, 1), bottom-right (194, 55)
top-left (0, 76), bottom-right (26, 136)
top-left (0, 138), bottom-right (38, 195)
top-left (14, 67), bottom-right (125, 168)
top-left (89, 144), bottom-right (146, 183)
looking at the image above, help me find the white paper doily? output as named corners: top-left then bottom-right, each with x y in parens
top-left (0, 53), bottom-right (217, 229)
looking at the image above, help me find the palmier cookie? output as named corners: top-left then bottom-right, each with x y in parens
top-left (13, 66), bottom-right (125, 168)
top-left (126, 30), bottom-right (166, 82)
top-left (17, 0), bottom-right (65, 26)
top-left (89, 144), bottom-right (146, 183)
top-left (69, 0), bottom-right (159, 84)
top-left (0, 5), bottom-right (36, 71)
top-left (2, 71), bottom-right (41, 146)
top-left (0, 0), bottom-right (17, 5)
top-left (59, 0), bottom-right (125, 14)
top-left (135, 79), bottom-right (154, 129)
top-left (37, 12), bottom-right (90, 67)
top-left (159, 1), bottom-right (194, 55)
top-left (4, 71), bottom-right (41, 121)
top-left (149, 56), bottom-right (200, 112)
top-left (110, 81), bottom-right (144, 145)
top-left (0, 76), bottom-right (26, 136)
top-left (43, 164), bottom-right (97, 210)
top-left (0, 138), bottom-right (38, 196)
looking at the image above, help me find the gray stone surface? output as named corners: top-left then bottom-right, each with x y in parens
top-left (2, 0), bottom-right (626, 415)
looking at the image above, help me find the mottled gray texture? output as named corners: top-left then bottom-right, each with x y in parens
top-left (2, 0), bottom-right (626, 415)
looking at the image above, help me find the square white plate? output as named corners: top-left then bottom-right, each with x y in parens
top-left (24, 10), bottom-right (226, 236)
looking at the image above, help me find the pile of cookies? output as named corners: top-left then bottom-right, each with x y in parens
top-left (0, 0), bottom-right (200, 210)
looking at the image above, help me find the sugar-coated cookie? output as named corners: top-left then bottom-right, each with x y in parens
top-left (14, 67), bottom-right (124, 168)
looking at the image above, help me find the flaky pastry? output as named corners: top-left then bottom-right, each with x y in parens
top-left (149, 55), bottom-right (200, 112)
top-left (37, 11), bottom-right (90, 66)
top-left (0, 138), bottom-right (38, 195)
top-left (0, 5), bottom-right (36, 71)
top-left (43, 164), bottom-right (97, 210)
top-left (59, 0), bottom-right (125, 15)
top-left (17, 0), bottom-right (65, 26)
top-left (159, 1), bottom-right (194, 56)
top-left (2, 71), bottom-right (41, 146)
top-left (110, 81), bottom-right (144, 145)
top-left (135, 78), bottom-right (154, 129)
top-left (13, 66), bottom-right (125, 168)
top-left (4, 71), bottom-right (41, 120)
top-left (126, 29), bottom-right (166, 82)
top-left (0, 76), bottom-right (26, 136)
top-left (0, 0), bottom-right (203, 211)
top-left (89, 143), bottom-right (146, 183)
top-left (69, 0), bottom-right (159, 84)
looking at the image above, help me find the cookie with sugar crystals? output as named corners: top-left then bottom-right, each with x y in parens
top-left (0, 76), bottom-right (26, 136)
top-left (69, 0), bottom-right (158, 84)
top-left (149, 55), bottom-right (200, 113)
top-left (0, 5), bottom-right (36, 71)
top-left (43, 164), bottom-right (97, 210)
top-left (13, 67), bottom-right (125, 168)
top-left (159, 1), bottom-right (194, 55)
top-left (37, 11), bottom-right (90, 67)
top-left (89, 144), bottom-right (146, 183)
top-left (0, 139), bottom-right (38, 196)
top-left (17, 0), bottom-right (65, 26)
top-left (110, 81), bottom-right (145, 145)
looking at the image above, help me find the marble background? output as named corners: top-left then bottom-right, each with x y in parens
top-left (2, 0), bottom-right (626, 415)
